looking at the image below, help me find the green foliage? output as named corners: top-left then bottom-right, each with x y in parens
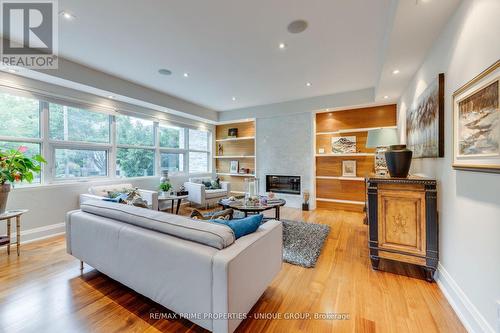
top-left (116, 115), bottom-right (154, 146)
top-left (0, 146), bottom-right (47, 185)
top-left (0, 93), bottom-right (40, 138)
top-left (116, 148), bottom-right (154, 177)
top-left (159, 182), bottom-right (172, 192)
top-left (159, 126), bottom-right (182, 148)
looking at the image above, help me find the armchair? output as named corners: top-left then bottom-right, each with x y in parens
top-left (79, 183), bottom-right (159, 210)
top-left (184, 177), bottom-right (231, 208)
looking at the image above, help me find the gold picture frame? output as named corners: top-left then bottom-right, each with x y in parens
top-left (452, 60), bottom-right (500, 173)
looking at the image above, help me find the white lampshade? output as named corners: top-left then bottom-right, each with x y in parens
top-left (366, 128), bottom-right (399, 148)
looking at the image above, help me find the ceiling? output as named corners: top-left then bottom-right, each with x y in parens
top-left (56, 0), bottom-right (394, 111)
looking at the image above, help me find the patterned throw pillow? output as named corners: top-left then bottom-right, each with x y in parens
top-left (190, 208), bottom-right (233, 220)
top-left (210, 180), bottom-right (221, 189)
top-left (202, 181), bottom-right (213, 189)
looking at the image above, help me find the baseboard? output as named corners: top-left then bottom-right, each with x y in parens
top-left (436, 263), bottom-right (495, 333)
top-left (10, 222), bottom-right (66, 245)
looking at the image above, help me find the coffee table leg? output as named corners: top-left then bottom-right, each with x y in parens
top-left (244, 212), bottom-right (248, 218)
top-left (275, 207), bottom-right (280, 220)
top-left (16, 216), bottom-right (20, 256)
top-left (176, 199), bottom-right (181, 215)
top-left (7, 218), bottom-right (11, 255)
top-left (171, 200), bottom-right (174, 214)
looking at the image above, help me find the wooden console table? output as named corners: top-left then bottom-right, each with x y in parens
top-left (0, 209), bottom-right (28, 256)
top-left (366, 177), bottom-right (438, 281)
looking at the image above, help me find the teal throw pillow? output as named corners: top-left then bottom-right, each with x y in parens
top-left (211, 214), bottom-right (263, 239)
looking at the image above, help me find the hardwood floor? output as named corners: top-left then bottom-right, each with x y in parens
top-left (0, 207), bottom-right (465, 333)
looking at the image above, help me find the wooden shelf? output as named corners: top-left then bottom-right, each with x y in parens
top-left (214, 155), bottom-right (255, 159)
top-left (315, 153), bottom-right (374, 157)
top-left (217, 173), bottom-right (256, 177)
top-left (216, 136), bottom-right (255, 142)
top-left (316, 125), bottom-right (397, 135)
top-left (316, 176), bottom-right (365, 181)
top-left (316, 198), bottom-right (365, 205)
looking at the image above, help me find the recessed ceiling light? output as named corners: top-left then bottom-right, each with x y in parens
top-left (278, 42), bottom-right (287, 50)
top-left (384, 95), bottom-right (389, 99)
top-left (60, 11), bottom-right (75, 20)
top-left (306, 82), bottom-right (312, 87)
top-left (183, 72), bottom-right (189, 78)
top-left (7, 68), bottom-right (18, 73)
top-left (108, 95), bottom-right (114, 99)
top-left (232, 97), bottom-right (237, 101)
top-left (392, 69), bottom-right (400, 75)
top-left (158, 69), bottom-right (172, 76)
top-left (287, 20), bottom-right (308, 34)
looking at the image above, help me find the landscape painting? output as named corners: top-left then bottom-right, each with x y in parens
top-left (406, 73), bottom-right (444, 158)
top-left (331, 136), bottom-right (356, 154)
top-left (458, 80), bottom-right (499, 157)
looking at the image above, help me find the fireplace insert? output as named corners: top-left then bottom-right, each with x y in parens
top-left (266, 175), bottom-right (301, 195)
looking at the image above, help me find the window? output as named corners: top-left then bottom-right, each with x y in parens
top-left (49, 104), bottom-right (110, 143)
top-left (116, 115), bottom-right (154, 146)
top-left (161, 153), bottom-right (184, 172)
top-left (116, 148), bottom-right (154, 177)
top-left (0, 88), bottom-right (213, 185)
top-left (159, 125), bottom-right (184, 149)
top-left (0, 92), bottom-right (40, 138)
top-left (188, 129), bottom-right (210, 173)
top-left (55, 149), bottom-right (107, 178)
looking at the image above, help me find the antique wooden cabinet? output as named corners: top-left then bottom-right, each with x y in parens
top-left (366, 177), bottom-right (438, 281)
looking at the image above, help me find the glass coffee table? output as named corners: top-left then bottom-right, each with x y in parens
top-left (219, 198), bottom-right (286, 220)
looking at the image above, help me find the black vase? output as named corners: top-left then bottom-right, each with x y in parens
top-left (384, 145), bottom-right (412, 178)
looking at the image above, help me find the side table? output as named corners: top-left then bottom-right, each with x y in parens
top-left (158, 195), bottom-right (188, 214)
top-left (0, 209), bottom-right (28, 256)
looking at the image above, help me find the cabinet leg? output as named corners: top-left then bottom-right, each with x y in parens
top-left (370, 256), bottom-right (380, 270)
top-left (424, 267), bottom-right (435, 282)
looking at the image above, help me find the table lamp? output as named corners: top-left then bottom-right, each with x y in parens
top-left (366, 128), bottom-right (413, 178)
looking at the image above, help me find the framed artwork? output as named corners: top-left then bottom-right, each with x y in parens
top-left (229, 160), bottom-right (239, 174)
top-left (342, 160), bottom-right (357, 177)
top-left (453, 60), bottom-right (500, 173)
top-left (406, 73), bottom-right (445, 158)
top-left (331, 136), bottom-right (356, 154)
top-left (228, 128), bottom-right (238, 138)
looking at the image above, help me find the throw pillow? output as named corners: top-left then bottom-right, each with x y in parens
top-left (202, 181), bottom-right (213, 189)
top-left (191, 208), bottom-right (233, 220)
top-left (210, 180), bottom-right (221, 189)
top-left (211, 214), bottom-right (263, 239)
top-left (103, 192), bottom-right (129, 203)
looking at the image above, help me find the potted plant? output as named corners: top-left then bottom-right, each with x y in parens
top-left (0, 146), bottom-right (46, 214)
top-left (159, 182), bottom-right (172, 196)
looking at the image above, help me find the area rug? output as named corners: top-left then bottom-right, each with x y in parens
top-left (281, 220), bottom-right (330, 268)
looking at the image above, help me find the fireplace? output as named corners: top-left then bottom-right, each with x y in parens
top-left (266, 175), bottom-right (301, 195)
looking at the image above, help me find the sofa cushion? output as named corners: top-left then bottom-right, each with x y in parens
top-left (211, 214), bottom-right (263, 239)
top-left (80, 200), bottom-right (235, 249)
top-left (205, 189), bottom-right (227, 199)
top-left (89, 184), bottom-right (134, 197)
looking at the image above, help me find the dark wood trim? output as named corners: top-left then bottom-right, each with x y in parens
top-left (438, 73), bottom-right (445, 158)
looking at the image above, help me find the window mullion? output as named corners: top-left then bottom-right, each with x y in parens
top-left (110, 115), bottom-right (117, 178)
top-left (154, 121), bottom-right (160, 176)
top-left (40, 101), bottom-right (52, 184)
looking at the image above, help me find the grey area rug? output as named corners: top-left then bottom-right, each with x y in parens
top-left (281, 220), bottom-right (330, 268)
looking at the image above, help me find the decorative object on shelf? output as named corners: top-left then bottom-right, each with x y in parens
top-left (0, 146), bottom-right (46, 214)
top-left (228, 128), bottom-right (238, 138)
top-left (366, 177), bottom-right (438, 281)
top-left (318, 148), bottom-right (325, 154)
top-left (302, 190), bottom-right (310, 211)
top-left (366, 128), bottom-right (400, 176)
top-left (229, 160), bottom-right (239, 174)
top-left (217, 143), bottom-right (223, 156)
top-left (239, 167), bottom-right (249, 174)
top-left (331, 136), bottom-right (356, 154)
top-left (453, 60), bottom-right (500, 173)
top-left (342, 160), bottom-right (357, 177)
top-left (406, 73), bottom-right (445, 158)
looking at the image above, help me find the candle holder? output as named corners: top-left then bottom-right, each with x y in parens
top-left (244, 178), bottom-right (260, 205)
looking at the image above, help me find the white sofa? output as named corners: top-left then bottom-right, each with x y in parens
top-left (79, 183), bottom-right (159, 210)
top-left (66, 200), bottom-right (282, 333)
top-left (184, 177), bottom-right (231, 208)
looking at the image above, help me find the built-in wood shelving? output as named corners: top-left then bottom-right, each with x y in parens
top-left (314, 105), bottom-right (397, 212)
top-left (215, 120), bottom-right (256, 193)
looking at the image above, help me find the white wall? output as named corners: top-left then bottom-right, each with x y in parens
top-left (398, 1), bottom-right (500, 332)
top-left (256, 113), bottom-right (314, 209)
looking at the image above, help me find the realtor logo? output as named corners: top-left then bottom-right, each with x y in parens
top-left (0, 0), bottom-right (58, 69)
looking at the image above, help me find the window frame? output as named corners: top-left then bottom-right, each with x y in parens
top-left (0, 88), bottom-right (213, 186)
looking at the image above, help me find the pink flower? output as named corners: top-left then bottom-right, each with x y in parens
top-left (18, 146), bottom-right (28, 153)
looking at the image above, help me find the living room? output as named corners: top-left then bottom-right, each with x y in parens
top-left (0, 1), bottom-right (499, 332)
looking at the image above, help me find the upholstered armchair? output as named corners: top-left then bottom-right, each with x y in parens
top-left (79, 183), bottom-right (159, 210)
top-left (184, 177), bottom-right (230, 208)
